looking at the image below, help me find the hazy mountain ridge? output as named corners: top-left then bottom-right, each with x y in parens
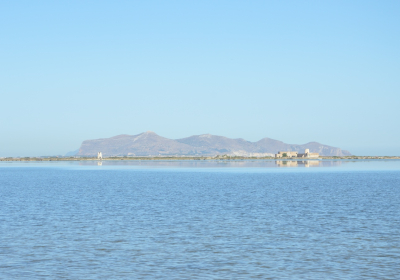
top-left (71, 131), bottom-right (351, 156)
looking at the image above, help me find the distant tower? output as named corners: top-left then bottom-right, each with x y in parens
top-left (305, 149), bottom-right (310, 154)
top-left (97, 152), bottom-right (103, 160)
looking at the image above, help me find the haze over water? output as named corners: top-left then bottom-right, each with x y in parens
top-left (1, 160), bottom-right (399, 279)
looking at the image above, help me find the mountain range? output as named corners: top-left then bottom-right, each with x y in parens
top-left (69, 131), bottom-right (351, 157)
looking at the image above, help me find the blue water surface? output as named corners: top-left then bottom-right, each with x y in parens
top-left (0, 160), bottom-right (399, 279)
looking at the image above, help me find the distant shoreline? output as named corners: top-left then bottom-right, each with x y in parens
top-left (1, 156), bottom-right (400, 161)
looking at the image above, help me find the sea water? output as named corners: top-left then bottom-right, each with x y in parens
top-left (0, 160), bottom-right (399, 279)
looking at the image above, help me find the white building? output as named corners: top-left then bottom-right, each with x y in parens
top-left (275, 149), bottom-right (319, 158)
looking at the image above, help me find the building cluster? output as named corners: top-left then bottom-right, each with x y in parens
top-left (275, 149), bottom-right (319, 158)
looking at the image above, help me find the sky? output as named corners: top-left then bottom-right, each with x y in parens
top-left (1, 0), bottom-right (399, 156)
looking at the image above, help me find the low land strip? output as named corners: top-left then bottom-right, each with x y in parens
top-left (1, 156), bottom-right (400, 161)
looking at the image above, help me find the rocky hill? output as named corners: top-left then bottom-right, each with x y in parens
top-left (72, 131), bottom-right (351, 157)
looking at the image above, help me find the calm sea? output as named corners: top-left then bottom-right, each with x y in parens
top-left (1, 160), bottom-right (399, 279)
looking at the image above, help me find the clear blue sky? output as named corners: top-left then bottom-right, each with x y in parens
top-left (1, 1), bottom-right (399, 156)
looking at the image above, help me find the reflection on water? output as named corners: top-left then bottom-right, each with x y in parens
top-left (276, 160), bottom-right (322, 167)
top-left (276, 160), bottom-right (299, 167)
top-left (81, 159), bottom-right (343, 168)
top-left (2, 159), bottom-right (400, 171)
